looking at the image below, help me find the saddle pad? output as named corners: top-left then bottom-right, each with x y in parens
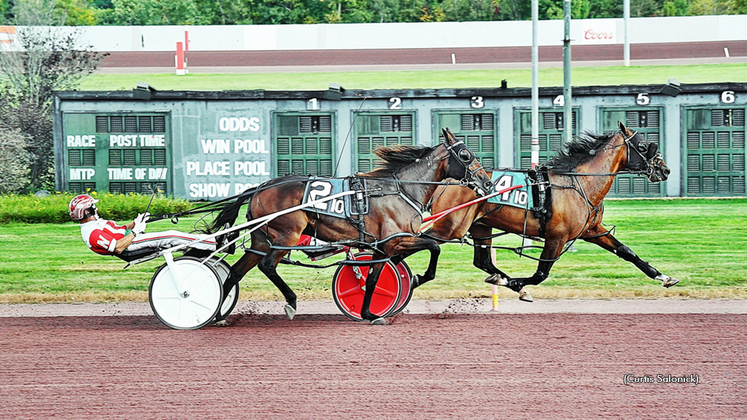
top-left (487, 171), bottom-right (534, 209)
top-left (302, 178), bottom-right (369, 219)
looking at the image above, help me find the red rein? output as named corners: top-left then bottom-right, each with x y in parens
top-left (419, 184), bottom-right (525, 231)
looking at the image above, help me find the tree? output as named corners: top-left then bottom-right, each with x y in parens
top-left (629, 0), bottom-right (665, 16)
top-left (495, 0), bottom-right (531, 20)
top-left (0, 0), bottom-right (106, 192)
top-left (198, 0), bottom-right (253, 25)
top-left (0, 130), bottom-right (31, 194)
top-left (55, 0), bottom-right (98, 25)
top-left (319, 0), bottom-right (373, 23)
top-left (0, 90), bottom-right (31, 194)
top-left (106, 0), bottom-right (211, 25)
top-left (588, 0), bottom-right (622, 18)
top-left (251, 0), bottom-right (309, 24)
top-left (439, 0), bottom-right (498, 21)
top-left (536, 0), bottom-right (591, 19)
top-left (689, 0), bottom-right (731, 15)
top-left (369, 0), bottom-right (422, 22)
top-left (732, 0), bottom-right (747, 14)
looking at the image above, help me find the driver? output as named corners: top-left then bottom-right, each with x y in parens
top-left (69, 194), bottom-right (216, 256)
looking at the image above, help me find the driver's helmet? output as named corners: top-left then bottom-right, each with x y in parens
top-left (68, 194), bottom-right (99, 221)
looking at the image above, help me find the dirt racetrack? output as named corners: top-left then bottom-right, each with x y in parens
top-left (98, 40), bottom-right (747, 70)
top-left (1, 308), bottom-right (745, 419)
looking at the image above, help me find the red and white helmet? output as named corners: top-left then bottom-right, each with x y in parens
top-left (68, 194), bottom-right (99, 221)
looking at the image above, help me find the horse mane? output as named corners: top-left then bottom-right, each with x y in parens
top-left (363, 144), bottom-right (435, 176)
top-left (546, 131), bottom-right (616, 172)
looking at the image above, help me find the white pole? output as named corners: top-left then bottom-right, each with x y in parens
top-left (531, 0), bottom-right (539, 170)
top-left (624, 0), bottom-right (630, 66)
top-left (491, 248), bottom-right (499, 311)
top-left (563, 0), bottom-right (572, 144)
top-left (527, 0), bottom-right (539, 251)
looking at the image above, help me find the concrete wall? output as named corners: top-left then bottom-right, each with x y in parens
top-left (4, 15), bottom-right (747, 52)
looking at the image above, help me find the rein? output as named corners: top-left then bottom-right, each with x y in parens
top-left (551, 170), bottom-right (650, 177)
top-left (419, 184), bottom-right (524, 232)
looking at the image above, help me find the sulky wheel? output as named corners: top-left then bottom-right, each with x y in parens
top-left (149, 256), bottom-right (223, 330)
top-left (332, 252), bottom-right (402, 321)
top-left (388, 259), bottom-right (414, 317)
top-left (208, 257), bottom-right (239, 321)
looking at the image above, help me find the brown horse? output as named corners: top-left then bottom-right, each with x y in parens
top-left (207, 128), bottom-right (493, 323)
top-left (404, 122), bottom-right (677, 301)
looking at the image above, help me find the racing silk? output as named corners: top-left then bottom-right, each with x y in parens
top-left (80, 219), bottom-right (128, 255)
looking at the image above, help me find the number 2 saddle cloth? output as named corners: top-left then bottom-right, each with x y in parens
top-left (301, 177), bottom-right (370, 219)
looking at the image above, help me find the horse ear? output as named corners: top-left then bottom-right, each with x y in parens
top-left (618, 121), bottom-right (628, 134)
top-left (442, 127), bottom-right (453, 146)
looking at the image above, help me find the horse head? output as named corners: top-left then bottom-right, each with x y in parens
top-left (618, 121), bottom-right (670, 182)
top-left (441, 127), bottom-right (493, 196)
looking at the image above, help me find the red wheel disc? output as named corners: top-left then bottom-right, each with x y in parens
top-left (390, 260), bottom-right (414, 316)
top-left (332, 253), bottom-right (402, 320)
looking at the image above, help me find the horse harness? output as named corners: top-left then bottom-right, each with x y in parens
top-left (527, 166), bottom-right (553, 238)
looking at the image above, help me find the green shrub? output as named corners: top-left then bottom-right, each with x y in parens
top-left (0, 191), bottom-right (195, 224)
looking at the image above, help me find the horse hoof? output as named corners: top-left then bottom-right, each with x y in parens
top-left (664, 278), bottom-right (680, 288)
top-left (284, 304), bottom-right (296, 321)
top-left (370, 317), bottom-right (387, 325)
top-left (213, 319), bottom-right (228, 327)
top-left (485, 274), bottom-right (507, 286)
top-left (519, 288), bottom-right (533, 302)
top-left (657, 274), bottom-right (680, 288)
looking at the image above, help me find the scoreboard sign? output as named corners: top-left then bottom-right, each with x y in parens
top-left (59, 107), bottom-right (274, 200)
top-left (63, 112), bottom-right (171, 195)
top-left (182, 114), bottom-right (271, 199)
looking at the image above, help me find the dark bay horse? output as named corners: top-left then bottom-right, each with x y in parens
top-left (207, 128), bottom-right (492, 323)
top-left (407, 122), bottom-right (677, 301)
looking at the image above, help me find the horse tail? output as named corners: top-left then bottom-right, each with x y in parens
top-left (206, 174), bottom-right (307, 234)
top-left (207, 188), bottom-right (255, 234)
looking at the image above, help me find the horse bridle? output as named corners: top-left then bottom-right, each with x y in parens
top-left (622, 130), bottom-right (663, 176)
top-left (445, 140), bottom-right (492, 196)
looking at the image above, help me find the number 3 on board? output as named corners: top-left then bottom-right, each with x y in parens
top-left (470, 96), bottom-right (484, 109)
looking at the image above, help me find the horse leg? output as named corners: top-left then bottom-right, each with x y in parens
top-left (361, 238), bottom-right (441, 324)
top-left (389, 251), bottom-right (420, 286)
top-left (487, 239), bottom-right (563, 302)
top-left (392, 237), bottom-right (442, 288)
top-left (389, 230), bottom-right (447, 289)
top-left (468, 224), bottom-right (510, 285)
top-left (257, 248), bottom-right (298, 320)
top-left (223, 250), bottom-right (262, 301)
top-left (359, 258), bottom-right (388, 325)
top-left (583, 227), bottom-right (679, 288)
top-left (475, 245), bottom-right (509, 280)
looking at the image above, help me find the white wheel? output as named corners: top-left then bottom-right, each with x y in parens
top-left (149, 256), bottom-right (222, 330)
top-left (209, 257), bottom-right (239, 320)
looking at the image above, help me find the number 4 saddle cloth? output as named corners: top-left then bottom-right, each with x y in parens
top-left (487, 170), bottom-right (535, 209)
top-left (301, 177), bottom-right (370, 219)
top-left (488, 168), bottom-right (553, 236)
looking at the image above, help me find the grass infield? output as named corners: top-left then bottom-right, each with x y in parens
top-left (82, 63), bottom-right (747, 91)
top-left (1, 198), bottom-right (745, 304)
